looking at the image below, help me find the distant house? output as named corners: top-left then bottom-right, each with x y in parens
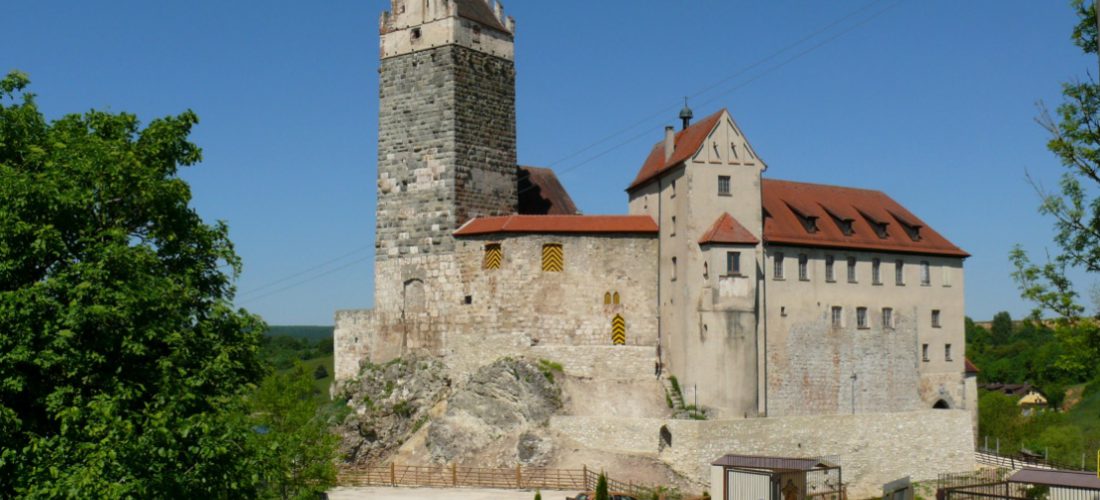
top-left (979, 383), bottom-right (1049, 415)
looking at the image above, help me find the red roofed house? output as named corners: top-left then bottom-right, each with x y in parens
top-left (626, 108), bottom-right (972, 418)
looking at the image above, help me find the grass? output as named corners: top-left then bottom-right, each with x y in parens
top-left (282, 354), bottom-right (334, 401)
top-left (537, 359), bottom-right (564, 383)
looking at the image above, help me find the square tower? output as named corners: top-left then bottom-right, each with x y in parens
top-left (375, 0), bottom-right (518, 266)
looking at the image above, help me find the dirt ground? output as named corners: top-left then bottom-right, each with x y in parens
top-left (327, 486), bottom-right (577, 500)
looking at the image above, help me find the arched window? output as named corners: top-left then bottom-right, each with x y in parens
top-left (613, 292), bottom-right (620, 305)
top-left (604, 292), bottom-right (612, 305)
top-left (933, 399), bottom-right (951, 410)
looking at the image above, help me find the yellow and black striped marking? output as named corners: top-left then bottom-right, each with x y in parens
top-left (483, 244), bottom-right (502, 270)
top-left (611, 315), bottom-right (626, 345)
top-left (541, 244), bottom-right (563, 272)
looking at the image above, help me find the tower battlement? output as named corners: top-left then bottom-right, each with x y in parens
top-left (380, 0), bottom-right (515, 60)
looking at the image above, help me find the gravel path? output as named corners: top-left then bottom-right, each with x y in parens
top-left (328, 487), bottom-right (577, 500)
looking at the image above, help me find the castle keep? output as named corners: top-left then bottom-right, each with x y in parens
top-left (335, 0), bottom-right (977, 493)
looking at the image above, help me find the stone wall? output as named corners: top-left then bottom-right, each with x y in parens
top-left (335, 233), bottom-right (660, 383)
top-left (767, 309), bottom-right (923, 416)
top-left (551, 410), bottom-right (975, 498)
top-left (376, 44), bottom-right (516, 264)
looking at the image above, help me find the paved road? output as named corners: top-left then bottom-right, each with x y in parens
top-left (328, 487), bottom-right (577, 500)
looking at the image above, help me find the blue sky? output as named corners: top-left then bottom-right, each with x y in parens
top-left (2, 1), bottom-right (1094, 325)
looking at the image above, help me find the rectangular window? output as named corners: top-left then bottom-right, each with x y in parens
top-left (483, 243), bottom-right (502, 270)
top-left (945, 344), bottom-right (953, 362)
top-left (856, 307), bottom-right (868, 329)
top-left (895, 260), bottom-right (905, 285)
top-left (718, 175), bottom-right (731, 196)
top-left (942, 266), bottom-right (953, 287)
top-left (773, 253), bottom-right (785, 280)
top-left (831, 306), bottom-right (843, 327)
top-left (847, 257), bottom-right (857, 283)
top-left (670, 216), bottom-right (676, 236)
top-left (825, 255), bottom-right (835, 282)
top-left (882, 307), bottom-right (894, 329)
top-left (671, 178), bottom-right (677, 198)
top-left (798, 254), bottom-right (809, 281)
top-left (921, 261), bottom-right (931, 286)
top-left (541, 243), bottom-right (564, 272)
top-left (932, 309), bottom-right (941, 328)
top-left (671, 256), bottom-right (678, 281)
top-left (872, 258), bottom-right (881, 285)
top-left (726, 251), bottom-right (741, 275)
top-left (922, 344), bottom-right (929, 362)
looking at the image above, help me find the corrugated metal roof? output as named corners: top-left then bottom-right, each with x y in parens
top-left (1009, 468), bottom-right (1100, 490)
top-left (711, 454), bottom-right (834, 472)
top-left (454, 215), bottom-right (658, 236)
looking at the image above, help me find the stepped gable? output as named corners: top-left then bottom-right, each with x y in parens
top-left (699, 213), bottom-right (759, 245)
top-left (627, 109), bottom-right (726, 192)
top-left (453, 0), bottom-right (509, 33)
top-left (517, 166), bottom-right (579, 215)
top-left (762, 179), bottom-right (969, 257)
top-left (455, 214), bottom-right (658, 236)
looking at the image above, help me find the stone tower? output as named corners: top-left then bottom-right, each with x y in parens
top-left (374, 0), bottom-right (518, 310)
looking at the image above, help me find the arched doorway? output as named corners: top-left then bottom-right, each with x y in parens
top-left (933, 399), bottom-right (951, 409)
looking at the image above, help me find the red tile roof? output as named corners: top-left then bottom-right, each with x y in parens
top-left (699, 213), bottom-right (759, 245)
top-left (626, 109), bottom-right (726, 191)
top-left (965, 357), bottom-right (980, 374)
top-left (762, 179), bottom-right (969, 258)
top-left (454, 215), bottom-right (658, 237)
top-left (454, 0), bottom-right (509, 33)
top-left (517, 166), bottom-right (579, 215)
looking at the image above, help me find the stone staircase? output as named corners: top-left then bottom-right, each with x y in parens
top-left (661, 376), bottom-right (685, 411)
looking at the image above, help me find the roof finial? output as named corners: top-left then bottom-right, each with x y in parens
top-left (679, 97), bottom-right (694, 130)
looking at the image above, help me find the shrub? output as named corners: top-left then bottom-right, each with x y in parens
top-left (596, 473), bottom-right (609, 500)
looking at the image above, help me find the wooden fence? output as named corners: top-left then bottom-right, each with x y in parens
top-left (338, 463), bottom-right (658, 496)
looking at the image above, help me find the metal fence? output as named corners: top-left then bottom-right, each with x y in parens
top-left (976, 448), bottom-right (1091, 472)
top-left (937, 469), bottom-right (1100, 499)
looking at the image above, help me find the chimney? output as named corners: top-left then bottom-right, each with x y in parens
top-left (664, 126), bottom-right (675, 162)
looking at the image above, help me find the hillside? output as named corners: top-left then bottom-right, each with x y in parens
top-left (266, 325), bottom-right (334, 342)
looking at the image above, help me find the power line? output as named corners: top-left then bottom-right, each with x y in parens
top-left (236, 253), bottom-right (375, 305)
top-left (240, 1), bottom-right (904, 303)
top-left (236, 243), bottom-right (373, 298)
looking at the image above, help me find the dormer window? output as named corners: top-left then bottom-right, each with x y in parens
top-left (890, 211), bottom-right (924, 242)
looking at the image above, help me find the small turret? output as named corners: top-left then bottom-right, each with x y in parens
top-left (679, 97), bottom-right (694, 131)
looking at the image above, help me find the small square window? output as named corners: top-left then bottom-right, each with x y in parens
top-left (856, 307), bottom-right (868, 329)
top-left (726, 251), bottom-right (741, 276)
top-left (847, 257), bottom-right (857, 283)
top-left (718, 176), bottom-right (731, 196)
top-left (825, 255), bottom-right (835, 282)
top-left (773, 253), bottom-right (785, 280)
top-left (932, 309), bottom-right (941, 328)
top-left (798, 254), bottom-right (809, 281)
top-left (831, 306), bottom-right (843, 327)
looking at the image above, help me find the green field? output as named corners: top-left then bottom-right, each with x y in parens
top-left (261, 326), bottom-right (335, 400)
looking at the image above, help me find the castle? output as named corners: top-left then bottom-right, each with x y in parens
top-left (335, 0), bottom-right (977, 492)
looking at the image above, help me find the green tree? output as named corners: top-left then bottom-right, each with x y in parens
top-left (250, 365), bottom-right (339, 499)
top-left (978, 391), bottom-right (1025, 452)
top-left (1011, 0), bottom-right (1100, 378)
top-left (990, 312), bottom-right (1014, 345)
top-left (596, 473), bottom-right (609, 500)
top-left (0, 72), bottom-right (266, 497)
